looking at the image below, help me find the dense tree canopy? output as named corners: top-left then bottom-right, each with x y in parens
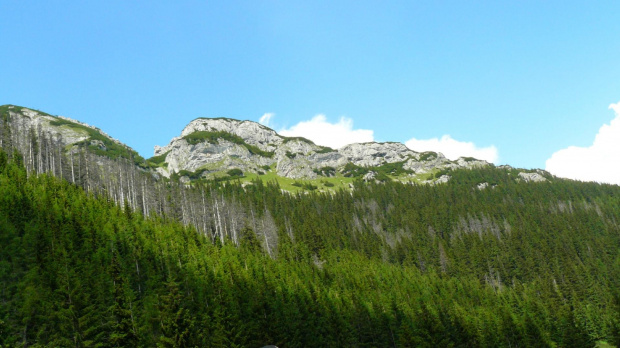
top-left (1, 146), bottom-right (620, 347)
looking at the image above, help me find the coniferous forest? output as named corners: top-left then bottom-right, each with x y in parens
top-left (1, 145), bottom-right (620, 347)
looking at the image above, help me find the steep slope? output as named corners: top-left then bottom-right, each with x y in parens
top-left (1, 150), bottom-right (619, 346)
top-left (0, 104), bottom-right (552, 234)
top-left (2, 104), bottom-right (620, 346)
top-left (0, 105), bottom-right (166, 219)
top-left (0, 105), bottom-right (145, 167)
top-left (152, 117), bottom-right (490, 182)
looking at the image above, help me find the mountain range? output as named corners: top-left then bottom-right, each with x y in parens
top-left (2, 104), bottom-right (618, 347)
top-left (1, 104), bottom-right (551, 189)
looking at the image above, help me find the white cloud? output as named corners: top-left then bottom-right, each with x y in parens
top-left (259, 113), bottom-right (274, 127)
top-left (279, 114), bottom-right (374, 149)
top-left (405, 135), bottom-right (499, 164)
top-left (545, 102), bottom-right (620, 185)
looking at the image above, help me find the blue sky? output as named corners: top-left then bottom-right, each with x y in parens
top-left (2, 1), bottom-right (619, 181)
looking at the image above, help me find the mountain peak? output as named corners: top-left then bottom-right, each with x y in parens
top-left (153, 116), bottom-right (490, 183)
top-left (181, 117), bottom-right (283, 148)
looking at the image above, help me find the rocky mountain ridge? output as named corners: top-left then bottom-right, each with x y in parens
top-left (2, 105), bottom-right (545, 187)
top-left (153, 117), bottom-right (490, 181)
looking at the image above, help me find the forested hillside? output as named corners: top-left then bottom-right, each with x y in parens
top-left (1, 147), bottom-right (620, 347)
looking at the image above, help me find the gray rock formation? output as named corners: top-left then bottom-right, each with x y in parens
top-left (155, 117), bottom-right (491, 181)
top-left (2, 106), bottom-right (492, 184)
top-left (517, 172), bottom-right (547, 183)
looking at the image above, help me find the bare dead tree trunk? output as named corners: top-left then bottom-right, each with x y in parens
top-left (141, 178), bottom-right (148, 216)
top-left (214, 195), bottom-right (223, 244)
top-left (57, 135), bottom-right (63, 180)
top-left (70, 152), bottom-right (75, 183)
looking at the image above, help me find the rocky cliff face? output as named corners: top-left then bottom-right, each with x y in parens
top-left (154, 117), bottom-right (490, 181)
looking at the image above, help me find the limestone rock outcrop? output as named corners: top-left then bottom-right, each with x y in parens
top-left (518, 171), bottom-right (548, 183)
top-left (154, 117), bottom-right (491, 181)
